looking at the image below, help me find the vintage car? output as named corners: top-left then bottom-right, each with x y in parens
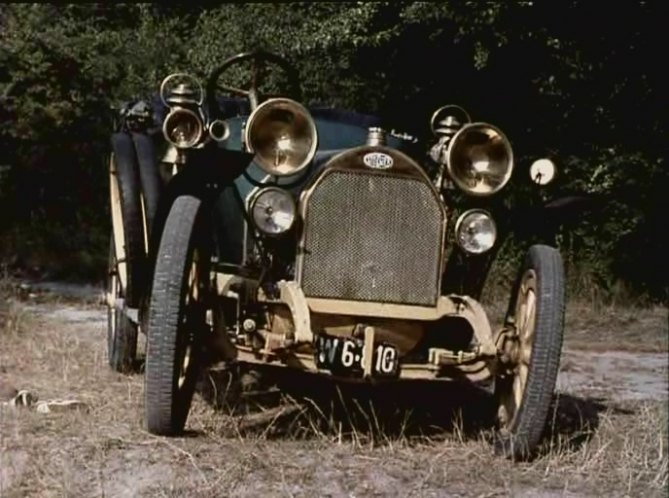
top-left (106, 51), bottom-right (566, 459)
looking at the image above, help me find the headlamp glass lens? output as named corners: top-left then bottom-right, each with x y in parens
top-left (250, 188), bottom-right (296, 235)
top-left (456, 210), bottom-right (497, 254)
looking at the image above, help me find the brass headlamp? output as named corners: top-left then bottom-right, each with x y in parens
top-left (429, 105), bottom-right (514, 196)
top-left (160, 74), bottom-right (206, 150)
top-left (244, 98), bottom-right (318, 176)
top-left (446, 123), bottom-right (514, 196)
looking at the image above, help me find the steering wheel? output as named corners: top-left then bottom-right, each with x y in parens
top-left (206, 50), bottom-right (301, 119)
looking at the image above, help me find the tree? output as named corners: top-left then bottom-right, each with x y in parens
top-left (0, 2), bottom-right (665, 299)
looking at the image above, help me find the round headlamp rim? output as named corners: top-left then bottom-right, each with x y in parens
top-left (244, 97), bottom-right (318, 177)
top-left (248, 186), bottom-right (297, 236)
top-left (446, 122), bottom-right (514, 197)
top-left (454, 208), bottom-right (497, 255)
top-left (162, 107), bottom-right (204, 149)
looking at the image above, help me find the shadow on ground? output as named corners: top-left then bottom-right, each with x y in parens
top-left (197, 365), bottom-right (610, 454)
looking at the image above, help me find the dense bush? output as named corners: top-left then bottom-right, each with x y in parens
top-left (0, 2), bottom-right (665, 302)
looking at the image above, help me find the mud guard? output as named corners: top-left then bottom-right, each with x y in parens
top-left (512, 194), bottom-right (601, 242)
top-left (144, 146), bottom-right (253, 295)
top-left (131, 132), bottom-right (163, 238)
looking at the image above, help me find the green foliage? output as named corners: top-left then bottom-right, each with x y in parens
top-left (0, 4), bottom-right (186, 279)
top-left (0, 2), bottom-right (665, 300)
top-left (1, 3), bottom-right (186, 140)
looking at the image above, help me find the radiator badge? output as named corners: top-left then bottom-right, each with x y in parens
top-left (363, 152), bottom-right (393, 170)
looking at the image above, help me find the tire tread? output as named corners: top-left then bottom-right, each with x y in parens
top-left (145, 195), bottom-right (202, 436)
top-left (496, 244), bottom-right (565, 459)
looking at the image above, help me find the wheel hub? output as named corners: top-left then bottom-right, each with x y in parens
top-left (497, 329), bottom-right (521, 369)
top-left (497, 269), bottom-right (538, 429)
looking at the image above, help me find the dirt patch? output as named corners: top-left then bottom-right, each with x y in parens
top-left (559, 350), bottom-right (668, 401)
top-left (1, 286), bottom-right (667, 497)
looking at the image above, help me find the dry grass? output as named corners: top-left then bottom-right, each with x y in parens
top-left (1, 285), bottom-right (667, 497)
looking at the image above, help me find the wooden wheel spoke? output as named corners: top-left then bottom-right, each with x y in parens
top-left (521, 342), bottom-right (533, 365)
top-left (520, 289), bottom-right (536, 353)
top-left (187, 280), bottom-right (197, 304)
top-left (517, 301), bottom-right (527, 333)
top-left (177, 343), bottom-right (192, 388)
top-left (499, 377), bottom-right (517, 428)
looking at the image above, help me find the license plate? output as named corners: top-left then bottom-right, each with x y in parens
top-left (315, 334), bottom-right (399, 378)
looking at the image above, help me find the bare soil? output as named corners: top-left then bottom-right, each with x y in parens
top-left (1, 282), bottom-right (667, 497)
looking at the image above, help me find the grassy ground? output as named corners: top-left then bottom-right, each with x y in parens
top-left (0, 286), bottom-right (667, 497)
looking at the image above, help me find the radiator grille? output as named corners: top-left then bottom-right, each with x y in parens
top-left (300, 171), bottom-right (444, 306)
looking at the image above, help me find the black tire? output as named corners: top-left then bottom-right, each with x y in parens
top-left (132, 132), bottom-right (162, 239)
top-left (107, 241), bottom-right (139, 373)
top-left (110, 133), bottom-right (146, 307)
top-left (494, 244), bottom-right (565, 459)
top-left (145, 195), bottom-right (210, 436)
top-left (132, 133), bottom-right (161, 338)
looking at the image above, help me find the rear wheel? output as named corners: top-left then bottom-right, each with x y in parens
top-left (494, 244), bottom-right (565, 459)
top-left (107, 142), bottom-right (144, 371)
top-left (145, 195), bottom-right (210, 436)
top-left (109, 135), bottom-right (146, 307)
top-left (106, 242), bottom-right (138, 373)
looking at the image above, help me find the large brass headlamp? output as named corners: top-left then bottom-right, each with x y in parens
top-left (245, 98), bottom-right (318, 176)
top-left (447, 123), bottom-right (514, 196)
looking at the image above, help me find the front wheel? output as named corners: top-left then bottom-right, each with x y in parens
top-left (494, 244), bottom-right (565, 459)
top-left (145, 195), bottom-right (210, 436)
